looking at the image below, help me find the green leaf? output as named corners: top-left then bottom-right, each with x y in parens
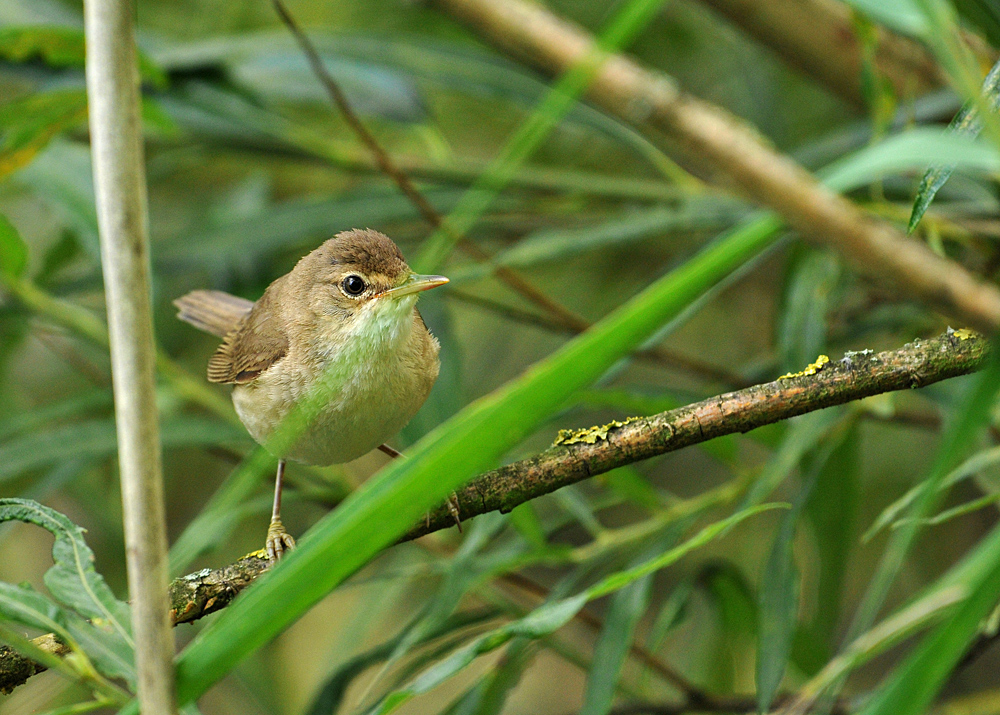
top-left (0, 417), bottom-right (250, 485)
top-left (443, 638), bottom-right (538, 715)
top-left (508, 502), bottom-right (548, 549)
top-left (305, 609), bottom-right (497, 715)
top-left (447, 200), bottom-right (747, 285)
top-left (645, 577), bottom-right (695, 653)
top-left (0, 25), bottom-right (166, 87)
top-left (600, 466), bottom-right (665, 512)
top-left (953, 0), bottom-right (1000, 46)
top-left (0, 89), bottom-right (89, 179)
top-left (0, 499), bottom-right (136, 684)
top-left (859, 519), bottom-right (1000, 715)
top-left (784, 584), bottom-right (965, 714)
top-left (15, 141), bottom-right (100, 259)
top-left (0, 596), bottom-right (129, 702)
top-left (778, 248), bottom-right (839, 374)
top-left (367, 506), bottom-right (780, 715)
top-left (0, 581), bottom-right (71, 637)
top-left (820, 128), bottom-right (1000, 195)
top-left (805, 425), bottom-right (859, 650)
top-left (865, 443), bottom-right (1000, 542)
top-left (0, 214), bottom-right (28, 279)
top-left (757, 476), bottom-right (815, 712)
top-left (840, 0), bottom-right (930, 37)
top-left (842, 347), bottom-right (1000, 682)
top-left (743, 409), bottom-right (844, 507)
top-left (580, 557), bottom-right (658, 715)
top-left (908, 58), bottom-right (1000, 232)
top-left (0, 499), bottom-right (130, 639)
top-left (412, 0), bottom-right (678, 272)
top-left (0, 390), bottom-right (111, 441)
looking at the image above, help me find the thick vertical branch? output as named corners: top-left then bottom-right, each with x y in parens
top-left (83, 0), bottom-right (176, 713)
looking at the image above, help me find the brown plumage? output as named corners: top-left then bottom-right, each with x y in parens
top-left (173, 228), bottom-right (448, 559)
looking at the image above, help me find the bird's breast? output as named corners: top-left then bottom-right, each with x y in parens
top-left (232, 311), bottom-right (439, 465)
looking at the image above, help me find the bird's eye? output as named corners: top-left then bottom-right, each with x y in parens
top-left (342, 274), bottom-right (367, 296)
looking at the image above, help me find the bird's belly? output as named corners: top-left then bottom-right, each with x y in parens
top-left (231, 353), bottom-right (432, 466)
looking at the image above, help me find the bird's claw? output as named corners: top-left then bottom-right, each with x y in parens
top-left (266, 518), bottom-right (296, 561)
top-left (446, 491), bottom-right (462, 533)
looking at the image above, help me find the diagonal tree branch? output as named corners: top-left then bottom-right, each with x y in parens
top-left (0, 330), bottom-right (989, 693)
top-left (426, 0), bottom-right (1000, 333)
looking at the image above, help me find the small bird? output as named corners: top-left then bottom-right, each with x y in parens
top-left (175, 229), bottom-right (448, 559)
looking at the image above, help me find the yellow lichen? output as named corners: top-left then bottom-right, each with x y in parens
top-left (952, 328), bottom-right (977, 341)
top-left (778, 355), bottom-right (830, 381)
top-left (554, 417), bottom-right (640, 446)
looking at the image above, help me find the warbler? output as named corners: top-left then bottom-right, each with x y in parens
top-left (175, 229), bottom-right (447, 559)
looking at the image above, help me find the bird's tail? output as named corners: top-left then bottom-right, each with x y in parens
top-left (174, 290), bottom-right (253, 338)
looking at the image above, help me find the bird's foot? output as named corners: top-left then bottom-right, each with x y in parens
top-left (447, 491), bottom-right (462, 533)
top-left (422, 492), bottom-right (463, 532)
top-left (265, 518), bottom-right (296, 561)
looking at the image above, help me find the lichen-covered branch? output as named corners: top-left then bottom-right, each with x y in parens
top-left (426, 0), bottom-right (1000, 333)
top-left (412, 330), bottom-right (988, 536)
top-left (0, 330), bottom-right (991, 693)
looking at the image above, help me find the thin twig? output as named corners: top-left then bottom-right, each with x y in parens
top-left (500, 571), bottom-right (703, 698)
top-left (270, 0), bottom-right (592, 334)
top-left (447, 289), bottom-right (753, 387)
top-left (0, 330), bottom-right (990, 692)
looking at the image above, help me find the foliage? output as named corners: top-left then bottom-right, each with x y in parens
top-left (3, 0), bottom-right (1000, 714)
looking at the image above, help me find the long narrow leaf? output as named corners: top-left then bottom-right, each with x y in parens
top-left (367, 506), bottom-right (781, 715)
top-left (908, 58), bottom-right (1000, 232)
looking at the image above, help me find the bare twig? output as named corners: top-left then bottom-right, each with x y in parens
top-left (270, 0), bottom-right (593, 334)
top-left (427, 0), bottom-right (1000, 333)
top-left (606, 692), bottom-right (850, 715)
top-left (447, 289), bottom-right (752, 387)
top-left (83, 0), bottom-right (176, 712)
top-left (0, 330), bottom-right (989, 692)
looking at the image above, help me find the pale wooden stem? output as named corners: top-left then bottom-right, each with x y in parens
top-left (83, 0), bottom-right (177, 712)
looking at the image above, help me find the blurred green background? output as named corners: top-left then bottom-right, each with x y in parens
top-left (3, 0), bottom-right (1000, 713)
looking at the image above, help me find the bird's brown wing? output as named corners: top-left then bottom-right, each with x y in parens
top-left (205, 284), bottom-right (289, 385)
top-left (174, 284), bottom-right (289, 385)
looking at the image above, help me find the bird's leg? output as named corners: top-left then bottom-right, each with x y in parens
top-left (446, 493), bottom-right (462, 533)
top-left (378, 443), bottom-right (402, 458)
top-left (379, 444), bottom-right (461, 531)
top-left (266, 459), bottom-right (296, 560)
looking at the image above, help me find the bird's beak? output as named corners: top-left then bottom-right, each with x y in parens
top-left (382, 273), bottom-right (449, 299)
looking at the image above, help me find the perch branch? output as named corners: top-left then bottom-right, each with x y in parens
top-left (84, 0), bottom-right (176, 712)
top-left (426, 0), bottom-right (1000, 333)
top-left (0, 330), bottom-right (990, 693)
